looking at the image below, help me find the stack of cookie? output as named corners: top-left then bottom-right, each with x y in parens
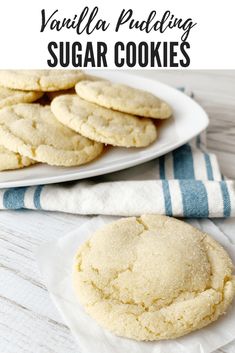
top-left (0, 70), bottom-right (172, 171)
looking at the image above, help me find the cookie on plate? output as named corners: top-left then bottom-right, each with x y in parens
top-left (73, 215), bottom-right (235, 341)
top-left (75, 80), bottom-right (172, 119)
top-left (0, 103), bottom-right (103, 167)
top-left (0, 145), bottom-right (35, 171)
top-left (51, 95), bottom-right (157, 147)
top-left (0, 86), bottom-right (43, 109)
top-left (0, 70), bottom-right (84, 92)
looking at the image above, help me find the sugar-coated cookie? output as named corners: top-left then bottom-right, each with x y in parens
top-left (73, 215), bottom-right (235, 341)
top-left (0, 103), bottom-right (103, 166)
top-left (51, 95), bottom-right (157, 147)
top-left (0, 70), bottom-right (84, 92)
top-left (75, 80), bottom-right (172, 119)
top-left (0, 145), bottom-right (35, 171)
top-left (0, 86), bottom-right (43, 109)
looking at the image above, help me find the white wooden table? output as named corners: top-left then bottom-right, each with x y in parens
top-left (0, 71), bottom-right (235, 353)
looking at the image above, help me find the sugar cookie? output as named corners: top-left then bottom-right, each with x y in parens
top-left (0, 145), bottom-right (35, 171)
top-left (51, 95), bottom-right (157, 147)
top-left (73, 215), bottom-right (235, 341)
top-left (0, 70), bottom-right (84, 92)
top-left (0, 86), bottom-right (43, 109)
top-left (0, 104), bottom-right (103, 166)
top-left (75, 80), bottom-right (172, 119)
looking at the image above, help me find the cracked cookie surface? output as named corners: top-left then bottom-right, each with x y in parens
top-left (75, 80), bottom-right (172, 119)
top-left (0, 145), bottom-right (35, 171)
top-left (51, 94), bottom-right (157, 147)
top-left (0, 86), bottom-right (43, 108)
top-left (73, 215), bottom-right (235, 341)
top-left (0, 70), bottom-right (84, 91)
top-left (0, 103), bottom-right (103, 166)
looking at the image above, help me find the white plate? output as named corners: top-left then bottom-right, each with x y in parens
top-left (0, 71), bottom-right (208, 188)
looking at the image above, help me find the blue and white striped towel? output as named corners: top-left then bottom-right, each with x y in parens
top-left (0, 133), bottom-right (234, 218)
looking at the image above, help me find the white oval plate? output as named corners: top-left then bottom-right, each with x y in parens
top-left (0, 71), bottom-right (208, 189)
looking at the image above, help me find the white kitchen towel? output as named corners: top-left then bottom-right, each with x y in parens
top-left (36, 216), bottom-right (235, 353)
top-left (0, 133), bottom-right (234, 218)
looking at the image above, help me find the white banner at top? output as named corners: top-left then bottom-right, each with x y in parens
top-left (0, 0), bottom-right (234, 69)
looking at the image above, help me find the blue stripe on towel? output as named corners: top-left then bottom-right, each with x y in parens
top-left (162, 180), bottom-right (172, 216)
top-left (173, 144), bottom-right (195, 179)
top-left (33, 185), bottom-right (43, 209)
top-left (159, 156), bottom-right (166, 179)
top-left (179, 180), bottom-right (209, 217)
top-left (204, 154), bottom-right (214, 180)
top-left (219, 181), bottom-right (231, 217)
top-left (196, 135), bottom-right (201, 148)
top-left (3, 187), bottom-right (27, 209)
